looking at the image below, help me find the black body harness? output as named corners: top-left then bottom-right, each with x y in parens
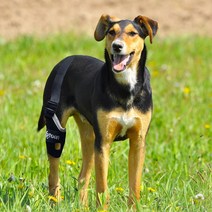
top-left (44, 57), bottom-right (73, 158)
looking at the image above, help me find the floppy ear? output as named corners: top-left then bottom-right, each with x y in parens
top-left (134, 16), bottom-right (158, 44)
top-left (94, 14), bottom-right (120, 41)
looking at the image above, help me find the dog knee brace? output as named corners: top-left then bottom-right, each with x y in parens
top-left (45, 113), bottom-right (66, 158)
top-left (42, 58), bottom-right (75, 158)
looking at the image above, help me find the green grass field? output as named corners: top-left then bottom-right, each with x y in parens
top-left (0, 33), bottom-right (211, 211)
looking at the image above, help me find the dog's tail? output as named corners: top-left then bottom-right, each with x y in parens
top-left (37, 107), bottom-right (46, 131)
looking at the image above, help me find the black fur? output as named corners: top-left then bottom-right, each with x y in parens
top-left (38, 44), bottom-right (152, 132)
top-left (38, 17), bottom-right (153, 155)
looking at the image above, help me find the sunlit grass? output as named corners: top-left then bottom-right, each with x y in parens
top-left (0, 33), bottom-right (211, 211)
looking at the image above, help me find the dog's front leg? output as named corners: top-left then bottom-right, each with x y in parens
top-left (95, 138), bottom-right (111, 209)
top-left (128, 134), bottom-right (145, 206)
top-left (127, 112), bottom-right (151, 207)
top-left (48, 155), bottom-right (61, 199)
top-left (95, 112), bottom-right (122, 208)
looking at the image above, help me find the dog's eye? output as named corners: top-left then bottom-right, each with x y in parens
top-left (128, 31), bottom-right (137, 36)
top-left (108, 30), bottom-right (116, 36)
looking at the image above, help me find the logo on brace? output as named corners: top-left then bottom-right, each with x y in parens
top-left (46, 131), bottom-right (60, 140)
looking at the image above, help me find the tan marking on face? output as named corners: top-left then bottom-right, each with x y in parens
top-left (106, 23), bottom-right (121, 54)
top-left (106, 23), bottom-right (144, 70)
top-left (123, 24), bottom-right (144, 69)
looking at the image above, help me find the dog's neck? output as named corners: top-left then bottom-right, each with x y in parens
top-left (104, 45), bottom-right (147, 108)
top-left (112, 66), bottom-right (137, 91)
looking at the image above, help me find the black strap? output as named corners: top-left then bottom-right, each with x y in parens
top-left (45, 56), bottom-right (74, 118)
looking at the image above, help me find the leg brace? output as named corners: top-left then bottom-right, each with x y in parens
top-left (45, 113), bottom-right (66, 158)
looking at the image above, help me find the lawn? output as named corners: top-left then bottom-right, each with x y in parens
top-left (0, 33), bottom-right (211, 211)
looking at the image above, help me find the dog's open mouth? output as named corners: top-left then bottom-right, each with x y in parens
top-left (111, 52), bottom-right (134, 72)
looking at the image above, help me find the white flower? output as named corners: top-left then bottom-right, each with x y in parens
top-left (194, 193), bottom-right (205, 200)
top-left (25, 205), bottom-right (32, 212)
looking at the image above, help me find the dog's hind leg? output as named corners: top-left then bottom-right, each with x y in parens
top-left (47, 108), bottom-right (71, 200)
top-left (74, 114), bottom-right (95, 206)
top-left (48, 155), bottom-right (61, 199)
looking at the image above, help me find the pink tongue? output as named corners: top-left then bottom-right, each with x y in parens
top-left (113, 55), bottom-right (130, 71)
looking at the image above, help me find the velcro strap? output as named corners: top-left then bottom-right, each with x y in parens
top-left (45, 101), bottom-right (58, 118)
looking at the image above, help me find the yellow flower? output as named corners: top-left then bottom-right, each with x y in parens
top-left (19, 155), bottom-right (26, 159)
top-left (183, 87), bottom-right (190, 94)
top-left (175, 206), bottom-right (182, 211)
top-left (66, 160), bottom-right (76, 166)
top-left (0, 90), bottom-right (5, 96)
top-left (204, 124), bottom-right (210, 129)
top-left (48, 195), bottom-right (58, 203)
top-left (140, 182), bottom-right (144, 191)
top-left (28, 186), bottom-right (35, 197)
top-left (115, 187), bottom-right (124, 193)
top-left (18, 184), bottom-right (24, 189)
top-left (152, 70), bottom-right (159, 77)
top-left (147, 187), bottom-right (156, 192)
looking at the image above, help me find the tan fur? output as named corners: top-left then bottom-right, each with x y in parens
top-left (74, 114), bottom-right (95, 206)
top-left (95, 108), bottom-right (152, 207)
top-left (47, 14), bottom-right (157, 209)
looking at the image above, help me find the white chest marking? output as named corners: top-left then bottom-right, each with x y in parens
top-left (112, 113), bottom-right (136, 137)
top-left (113, 67), bottom-right (137, 91)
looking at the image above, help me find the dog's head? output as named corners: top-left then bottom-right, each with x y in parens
top-left (94, 15), bottom-right (158, 73)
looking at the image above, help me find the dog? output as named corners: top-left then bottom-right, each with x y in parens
top-left (38, 14), bottom-right (158, 208)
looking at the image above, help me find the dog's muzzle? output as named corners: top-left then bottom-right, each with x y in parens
top-left (111, 40), bottom-right (134, 72)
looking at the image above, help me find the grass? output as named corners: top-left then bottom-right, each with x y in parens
top-left (0, 32), bottom-right (211, 211)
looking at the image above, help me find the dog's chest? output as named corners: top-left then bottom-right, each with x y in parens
top-left (111, 110), bottom-right (139, 137)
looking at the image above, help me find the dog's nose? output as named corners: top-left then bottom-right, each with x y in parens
top-left (112, 43), bottom-right (124, 53)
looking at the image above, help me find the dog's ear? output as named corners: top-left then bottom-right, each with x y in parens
top-left (94, 14), bottom-right (120, 41)
top-left (134, 16), bottom-right (158, 44)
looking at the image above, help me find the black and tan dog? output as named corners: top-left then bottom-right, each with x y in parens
top-left (38, 14), bottom-right (158, 207)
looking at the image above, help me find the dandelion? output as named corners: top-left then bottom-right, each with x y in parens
top-left (28, 185), bottom-right (35, 197)
top-left (140, 182), bottom-right (144, 191)
top-left (0, 89), bottom-right (5, 96)
top-left (19, 155), bottom-right (27, 159)
top-left (18, 183), bottom-right (24, 189)
top-left (204, 124), bottom-right (210, 129)
top-left (152, 70), bottom-right (159, 77)
top-left (147, 187), bottom-right (156, 192)
top-left (175, 206), bottom-right (182, 211)
top-left (115, 187), bottom-right (124, 193)
top-left (66, 160), bottom-right (76, 166)
top-left (48, 195), bottom-right (58, 203)
top-left (183, 87), bottom-right (190, 94)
